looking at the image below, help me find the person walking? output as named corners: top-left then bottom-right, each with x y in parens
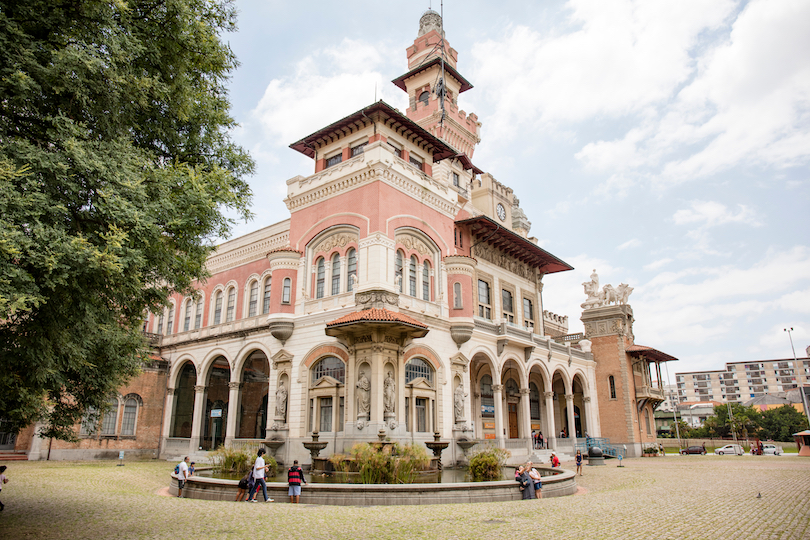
top-left (287, 459), bottom-right (307, 504)
top-left (0, 465), bottom-right (8, 511)
top-left (248, 448), bottom-right (273, 502)
top-left (575, 450), bottom-right (583, 476)
top-left (175, 456), bottom-right (190, 498)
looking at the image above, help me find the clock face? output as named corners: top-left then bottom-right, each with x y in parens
top-left (496, 203), bottom-right (506, 221)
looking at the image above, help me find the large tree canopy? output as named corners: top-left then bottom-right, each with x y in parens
top-left (0, 0), bottom-right (253, 440)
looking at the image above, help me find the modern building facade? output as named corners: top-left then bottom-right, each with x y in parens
top-left (675, 358), bottom-right (810, 403)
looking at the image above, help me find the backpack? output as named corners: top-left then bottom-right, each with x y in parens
top-left (174, 464), bottom-right (180, 475)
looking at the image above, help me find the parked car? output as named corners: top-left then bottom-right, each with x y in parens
top-left (715, 444), bottom-right (744, 455)
top-left (751, 443), bottom-right (783, 456)
top-left (680, 446), bottom-right (706, 455)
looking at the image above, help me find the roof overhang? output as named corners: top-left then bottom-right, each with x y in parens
top-left (325, 307), bottom-right (429, 339)
top-left (456, 215), bottom-right (573, 274)
top-left (626, 344), bottom-right (678, 363)
top-left (288, 101), bottom-right (480, 173)
top-left (391, 57), bottom-right (474, 94)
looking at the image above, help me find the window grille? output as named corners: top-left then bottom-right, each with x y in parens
top-left (406, 358), bottom-right (433, 384)
top-left (248, 281), bottom-right (258, 317)
top-left (262, 279), bottom-right (272, 314)
top-left (312, 356), bottom-right (346, 384)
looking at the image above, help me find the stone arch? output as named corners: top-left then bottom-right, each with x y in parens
top-left (233, 342), bottom-right (273, 379)
top-left (302, 343), bottom-right (350, 369)
top-left (198, 348), bottom-right (232, 380)
top-left (402, 345), bottom-right (442, 371)
top-left (169, 355), bottom-right (198, 389)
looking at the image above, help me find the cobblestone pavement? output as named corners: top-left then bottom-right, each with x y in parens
top-left (0, 455), bottom-right (807, 539)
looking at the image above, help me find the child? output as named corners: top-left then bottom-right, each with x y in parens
top-left (188, 462), bottom-right (196, 476)
top-left (235, 469), bottom-right (251, 502)
top-left (0, 465), bottom-right (8, 511)
top-left (575, 450), bottom-right (583, 476)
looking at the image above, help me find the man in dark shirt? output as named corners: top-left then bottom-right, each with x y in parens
top-left (287, 459), bottom-right (307, 504)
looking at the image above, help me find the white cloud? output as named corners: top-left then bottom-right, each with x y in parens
top-left (250, 39), bottom-right (404, 145)
top-left (673, 200), bottom-right (760, 227)
top-left (470, 0), bottom-right (736, 141)
top-left (617, 238), bottom-right (641, 250)
top-left (644, 258), bottom-right (673, 271)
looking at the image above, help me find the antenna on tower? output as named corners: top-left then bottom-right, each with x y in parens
top-left (435, 0), bottom-right (447, 127)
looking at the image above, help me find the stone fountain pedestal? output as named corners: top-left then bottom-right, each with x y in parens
top-left (424, 432), bottom-right (449, 470)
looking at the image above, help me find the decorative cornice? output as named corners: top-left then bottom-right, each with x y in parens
top-left (313, 233), bottom-right (359, 255)
top-left (395, 233), bottom-right (433, 256)
top-left (359, 232), bottom-right (396, 250)
top-left (443, 255), bottom-right (477, 276)
top-left (472, 243), bottom-right (532, 281)
top-left (285, 165), bottom-right (379, 212)
top-left (207, 233), bottom-right (289, 274)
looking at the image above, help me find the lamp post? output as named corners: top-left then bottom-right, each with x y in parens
top-left (785, 327), bottom-right (810, 425)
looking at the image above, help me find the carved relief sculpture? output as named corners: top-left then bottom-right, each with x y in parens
top-left (454, 383), bottom-right (467, 424)
top-left (581, 270), bottom-right (634, 310)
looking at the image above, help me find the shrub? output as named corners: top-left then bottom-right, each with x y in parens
top-left (209, 446), bottom-right (277, 477)
top-left (334, 442), bottom-right (431, 484)
top-left (468, 446), bottom-right (511, 482)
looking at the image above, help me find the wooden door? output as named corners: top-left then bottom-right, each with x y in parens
top-left (508, 403), bottom-right (519, 438)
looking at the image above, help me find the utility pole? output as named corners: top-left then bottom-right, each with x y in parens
top-left (727, 402), bottom-right (737, 443)
top-left (785, 327), bottom-right (810, 425)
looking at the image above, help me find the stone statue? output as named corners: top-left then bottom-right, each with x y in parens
top-left (394, 275), bottom-right (402, 291)
top-left (383, 371), bottom-right (395, 413)
top-left (602, 284), bottom-right (618, 305)
top-left (581, 269), bottom-right (603, 309)
top-left (350, 273), bottom-right (358, 289)
top-left (356, 371), bottom-right (370, 417)
top-left (454, 383), bottom-right (467, 423)
top-left (616, 283), bottom-right (634, 304)
top-left (275, 381), bottom-right (288, 419)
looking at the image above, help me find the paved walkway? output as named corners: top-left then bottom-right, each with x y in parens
top-left (0, 455), bottom-right (807, 539)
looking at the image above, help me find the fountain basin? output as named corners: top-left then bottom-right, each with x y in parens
top-left (170, 467), bottom-right (577, 504)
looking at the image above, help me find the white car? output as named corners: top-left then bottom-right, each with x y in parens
top-left (715, 444), bottom-right (744, 455)
top-left (751, 443), bottom-right (783, 456)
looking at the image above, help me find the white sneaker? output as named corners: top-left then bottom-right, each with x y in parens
top-left (265, 499), bottom-right (274, 503)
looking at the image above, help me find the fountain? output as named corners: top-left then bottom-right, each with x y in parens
top-left (456, 437), bottom-right (478, 463)
top-left (424, 432), bottom-right (449, 470)
top-left (266, 438), bottom-right (285, 462)
top-left (302, 431), bottom-right (328, 460)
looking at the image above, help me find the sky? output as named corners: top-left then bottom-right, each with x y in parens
top-left (220, 0), bottom-right (810, 377)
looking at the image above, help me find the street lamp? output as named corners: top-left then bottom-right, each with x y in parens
top-left (784, 327), bottom-right (810, 425)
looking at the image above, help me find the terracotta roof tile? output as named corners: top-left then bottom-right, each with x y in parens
top-left (326, 308), bottom-right (428, 329)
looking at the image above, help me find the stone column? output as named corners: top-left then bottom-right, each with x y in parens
top-left (161, 388), bottom-right (177, 452)
top-left (583, 396), bottom-right (592, 437)
top-left (224, 382), bottom-right (242, 445)
top-left (189, 385), bottom-right (207, 454)
top-left (493, 384), bottom-right (504, 447)
top-left (520, 388), bottom-right (532, 453)
top-left (566, 394), bottom-right (576, 439)
top-left (544, 391), bottom-right (556, 450)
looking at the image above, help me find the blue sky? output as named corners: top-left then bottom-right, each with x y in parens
top-left (221, 0), bottom-right (810, 376)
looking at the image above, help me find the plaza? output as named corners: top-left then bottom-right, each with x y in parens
top-left (0, 455), bottom-right (807, 539)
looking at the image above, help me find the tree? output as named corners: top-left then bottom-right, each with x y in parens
top-left (0, 0), bottom-right (253, 440)
top-left (713, 403), bottom-right (761, 439)
top-left (759, 405), bottom-right (809, 442)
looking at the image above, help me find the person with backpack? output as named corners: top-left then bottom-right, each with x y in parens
top-left (175, 456), bottom-right (190, 497)
top-left (235, 469), bottom-right (252, 502)
top-left (287, 459), bottom-right (307, 504)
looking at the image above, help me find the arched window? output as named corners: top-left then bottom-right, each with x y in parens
top-left (316, 257), bottom-right (325, 299)
top-left (213, 291), bottom-right (223, 324)
top-left (453, 282), bottom-right (462, 309)
top-left (405, 358), bottom-right (433, 384)
top-left (409, 256), bottom-right (417, 296)
top-left (347, 248), bottom-right (357, 292)
top-left (100, 398), bottom-right (118, 436)
top-left (282, 278), bottom-right (291, 304)
top-left (183, 299), bottom-right (192, 332)
top-left (395, 251), bottom-right (403, 292)
top-left (226, 287), bottom-right (236, 322)
top-left (248, 281), bottom-right (259, 317)
top-left (422, 261), bottom-right (430, 300)
top-left (478, 279), bottom-right (491, 319)
top-left (609, 375), bottom-right (616, 399)
top-left (312, 356), bottom-right (345, 384)
top-left (194, 298), bottom-right (203, 329)
top-left (80, 406), bottom-right (98, 436)
top-left (121, 397), bottom-right (139, 436)
top-left (331, 253), bottom-right (341, 295)
top-left (262, 278), bottom-right (272, 314)
top-left (419, 90), bottom-right (429, 106)
top-left (480, 375), bottom-right (494, 418)
top-left (530, 383), bottom-right (541, 421)
top-left (505, 377), bottom-right (519, 396)
top-left (166, 304), bottom-right (174, 335)
top-left (157, 311), bottom-right (165, 335)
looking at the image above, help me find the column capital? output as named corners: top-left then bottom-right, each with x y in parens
top-left (544, 391), bottom-right (554, 399)
top-left (194, 385), bottom-right (207, 393)
top-left (583, 396), bottom-right (591, 403)
top-left (519, 388), bottom-right (531, 396)
top-left (167, 388), bottom-right (176, 396)
top-left (565, 393), bottom-right (574, 402)
top-left (492, 384), bottom-right (504, 392)
top-left (228, 381), bottom-right (242, 389)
